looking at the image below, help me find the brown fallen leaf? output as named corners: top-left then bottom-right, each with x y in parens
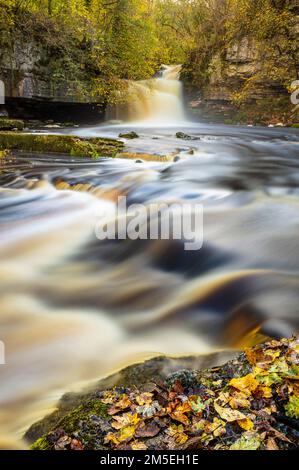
top-left (266, 437), bottom-right (279, 450)
top-left (70, 439), bottom-right (84, 450)
top-left (108, 395), bottom-right (132, 415)
top-left (214, 402), bottom-right (247, 422)
top-left (112, 412), bottom-right (140, 430)
top-left (135, 393), bottom-right (153, 406)
top-left (54, 435), bottom-right (72, 450)
top-left (172, 380), bottom-right (185, 395)
top-left (237, 417), bottom-right (254, 431)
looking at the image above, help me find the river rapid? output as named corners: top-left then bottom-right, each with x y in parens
top-left (0, 68), bottom-right (299, 447)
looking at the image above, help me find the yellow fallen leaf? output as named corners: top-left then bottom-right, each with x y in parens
top-left (214, 402), bottom-right (246, 422)
top-left (105, 432), bottom-right (119, 445)
top-left (112, 412), bottom-right (140, 430)
top-left (131, 440), bottom-right (148, 450)
top-left (229, 392), bottom-right (250, 409)
top-left (217, 391), bottom-right (230, 405)
top-left (119, 425), bottom-right (136, 442)
top-left (259, 386), bottom-right (272, 398)
top-left (166, 424), bottom-right (188, 444)
top-left (237, 418), bottom-right (254, 431)
top-left (229, 374), bottom-right (259, 394)
top-left (211, 418), bottom-right (226, 437)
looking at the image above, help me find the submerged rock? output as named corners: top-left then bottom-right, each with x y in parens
top-left (27, 338), bottom-right (299, 450)
top-left (119, 131), bottom-right (139, 139)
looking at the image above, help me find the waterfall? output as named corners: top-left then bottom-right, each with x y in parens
top-left (107, 65), bottom-right (186, 125)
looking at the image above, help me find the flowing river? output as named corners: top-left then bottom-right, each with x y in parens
top-left (0, 66), bottom-right (299, 447)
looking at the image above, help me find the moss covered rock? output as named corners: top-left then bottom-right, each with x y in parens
top-left (0, 133), bottom-right (123, 158)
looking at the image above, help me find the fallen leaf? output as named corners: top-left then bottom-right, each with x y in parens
top-left (237, 418), bottom-right (254, 431)
top-left (172, 380), bottom-right (185, 394)
top-left (131, 441), bottom-right (148, 450)
top-left (230, 433), bottom-right (261, 450)
top-left (112, 412), bottom-right (140, 430)
top-left (135, 393), bottom-right (153, 406)
top-left (229, 374), bottom-right (259, 394)
top-left (108, 394), bottom-right (131, 415)
top-left (166, 424), bottom-right (188, 444)
top-left (284, 395), bottom-right (299, 419)
top-left (190, 396), bottom-right (207, 414)
top-left (119, 425), bottom-right (136, 443)
top-left (259, 386), bottom-right (272, 399)
top-left (70, 439), bottom-right (84, 450)
top-left (54, 435), bottom-right (72, 450)
top-left (136, 400), bottom-right (161, 418)
top-left (204, 417), bottom-right (226, 437)
top-left (266, 437), bottom-right (279, 450)
top-left (135, 422), bottom-right (160, 438)
top-left (105, 432), bottom-right (119, 446)
top-left (214, 402), bottom-right (247, 422)
top-left (229, 392), bottom-right (250, 409)
top-left (101, 391), bottom-right (117, 405)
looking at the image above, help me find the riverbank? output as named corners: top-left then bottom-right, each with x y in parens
top-left (28, 337), bottom-right (299, 451)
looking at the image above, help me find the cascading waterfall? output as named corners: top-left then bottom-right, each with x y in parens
top-left (107, 65), bottom-right (186, 125)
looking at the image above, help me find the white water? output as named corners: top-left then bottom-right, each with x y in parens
top-left (107, 65), bottom-right (186, 125)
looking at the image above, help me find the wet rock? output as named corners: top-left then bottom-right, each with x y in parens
top-left (25, 351), bottom-right (236, 445)
top-left (173, 155), bottom-right (181, 162)
top-left (175, 132), bottom-right (198, 141)
top-left (135, 159), bottom-right (144, 164)
top-left (119, 131), bottom-right (139, 139)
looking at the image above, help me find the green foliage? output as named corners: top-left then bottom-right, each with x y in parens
top-left (0, 0), bottom-right (297, 107)
top-left (0, 118), bottom-right (24, 130)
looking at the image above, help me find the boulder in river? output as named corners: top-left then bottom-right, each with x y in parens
top-left (175, 132), bottom-right (199, 141)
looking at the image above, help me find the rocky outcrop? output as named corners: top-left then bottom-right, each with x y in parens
top-left (0, 40), bottom-right (104, 122)
top-left (185, 5), bottom-right (299, 125)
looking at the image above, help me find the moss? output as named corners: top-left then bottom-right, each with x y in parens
top-left (0, 133), bottom-right (123, 158)
top-left (291, 124), bottom-right (299, 128)
top-left (30, 436), bottom-right (50, 450)
top-left (30, 399), bottom-right (108, 450)
top-left (0, 118), bottom-right (24, 131)
top-left (56, 399), bottom-right (108, 434)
